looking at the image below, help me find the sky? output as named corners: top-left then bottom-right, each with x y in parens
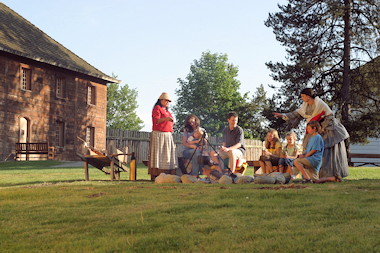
top-left (3, 0), bottom-right (288, 131)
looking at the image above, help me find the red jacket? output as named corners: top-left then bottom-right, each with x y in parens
top-left (152, 105), bottom-right (173, 132)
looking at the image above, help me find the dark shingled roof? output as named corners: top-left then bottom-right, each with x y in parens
top-left (0, 3), bottom-right (119, 83)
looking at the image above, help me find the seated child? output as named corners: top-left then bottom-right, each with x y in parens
top-left (279, 131), bottom-right (300, 173)
top-left (259, 129), bottom-right (282, 174)
top-left (293, 121), bottom-right (324, 183)
top-left (187, 129), bottom-right (204, 150)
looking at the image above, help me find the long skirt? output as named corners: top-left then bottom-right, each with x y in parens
top-left (149, 131), bottom-right (176, 170)
top-left (320, 140), bottom-right (349, 178)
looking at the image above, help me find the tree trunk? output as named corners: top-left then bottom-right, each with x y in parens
top-left (341, 0), bottom-right (351, 126)
top-left (342, 0), bottom-right (352, 155)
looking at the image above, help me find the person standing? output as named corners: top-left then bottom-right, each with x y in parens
top-left (273, 88), bottom-right (349, 180)
top-left (210, 112), bottom-right (245, 173)
top-left (149, 92), bottom-right (176, 180)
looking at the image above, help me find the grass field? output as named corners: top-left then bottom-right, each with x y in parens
top-left (0, 161), bottom-right (379, 253)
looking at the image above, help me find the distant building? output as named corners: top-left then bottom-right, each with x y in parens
top-left (350, 138), bottom-right (380, 167)
top-left (0, 3), bottom-right (119, 160)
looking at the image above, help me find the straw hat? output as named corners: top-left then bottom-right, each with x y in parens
top-left (158, 92), bottom-right (171, 102)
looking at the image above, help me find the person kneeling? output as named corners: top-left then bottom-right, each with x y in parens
top-left (293, 121), bottom-right (324, 183)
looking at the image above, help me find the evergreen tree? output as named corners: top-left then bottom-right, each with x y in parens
top-left (265, 0), bottom-right (380, 142)
top-left (238, 85), bottom-right (271, 139)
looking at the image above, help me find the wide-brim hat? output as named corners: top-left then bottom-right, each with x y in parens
top-left (158, 92), bottom-right (171, 102)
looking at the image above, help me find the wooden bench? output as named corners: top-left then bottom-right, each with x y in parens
top-left (349, 153), bottom-right (380, 167)
top-left (247, 161), bottom-right (261, 173)
top-left (15, 142), bottom-right (55, 161)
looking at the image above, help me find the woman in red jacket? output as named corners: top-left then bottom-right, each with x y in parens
top-left (149, 92), bottom-right (177, 179)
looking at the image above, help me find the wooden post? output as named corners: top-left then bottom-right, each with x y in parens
top-left (84, 161), bottom-right (89, 181)
top-left (129, 152), bottom-right (136, 180)
top-left (110, 160), bottom-right (115, 181)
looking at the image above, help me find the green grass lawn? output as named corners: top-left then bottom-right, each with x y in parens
top-left (0, 161), bottom-right (379, 253)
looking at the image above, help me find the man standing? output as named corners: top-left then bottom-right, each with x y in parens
top-left (210, 112), bottom-right (245, 173)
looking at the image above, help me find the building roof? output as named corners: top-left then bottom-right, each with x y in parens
top-left (0, 3), bottom-right (120, 83)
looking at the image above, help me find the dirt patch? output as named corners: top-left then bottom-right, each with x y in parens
top-left (219, 183), bottom-right (308, 190)
top-left (256, 184), bottom-right (308, 190)
top-left (85, 192), bottom-right (106, 198)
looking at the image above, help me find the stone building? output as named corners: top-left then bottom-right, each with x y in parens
top-left (0, 3), bottom-right (119, 160)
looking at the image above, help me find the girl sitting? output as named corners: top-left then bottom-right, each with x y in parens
top-left (259, 129), bottom-right (282, 174)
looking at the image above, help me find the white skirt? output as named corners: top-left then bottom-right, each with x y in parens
top-left (149, 131), bottom-right (176, 170)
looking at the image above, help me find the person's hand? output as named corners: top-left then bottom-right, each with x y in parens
top-left (273, 112), bottom-right (282, 119)
top-left (298, 154), bottom-right (305, 158)
top-left (221, 146), bottom-right (229, 152)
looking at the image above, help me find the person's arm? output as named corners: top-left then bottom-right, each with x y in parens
top-left (222, 142), bottom-right (242, 152)
top-left (182, 134), bottom-right (197, 149)
top-left (157, 117), bottom-right (173, 124)
top-left (221, 127), bottom-right (244, 151)
top-left (273, 146), bottom-right (282, 157)
top-left (304, 149), bottom-right (317, 157)
top-left (287, 153), bottom-right (298, 159)
top-left (152, 106), bottom-right (174, 125)
top-left (273, 112), bottom-right (283, 118)
top-left (288, 147), bottom-right (301, 159)
top-left (152, 106), bottom-right (161, 126)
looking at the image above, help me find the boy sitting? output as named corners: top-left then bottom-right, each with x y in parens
top-left (293, 121), bottom-right (324, 183)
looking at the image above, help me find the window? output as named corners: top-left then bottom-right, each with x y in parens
top-left (56, 77), bottom-right (65, 98)
top-left (87, 85), bottom-right (96, 105)
top-left (55, 121), bottom-right (65, 147)
top-left (21, 67), bottom-right (31, 90)
top-left (86, 127), bottom-right (95, 147)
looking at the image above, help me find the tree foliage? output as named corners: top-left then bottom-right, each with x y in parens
top-left (265, 0), bottom-right (380, 143)
top-left (239, 85), bottom-right (272, 139)
top-left (348, 56), bottom-right (380, 143)
top-left (107, 82), bottom-right (144, 131)
top-left (173, 51), bottom-right (268, 137)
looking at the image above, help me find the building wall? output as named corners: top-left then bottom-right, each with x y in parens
top-left (0, 53), bottom-right (107, 160)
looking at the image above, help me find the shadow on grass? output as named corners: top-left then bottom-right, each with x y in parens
top-left (1, 179), bottom-right (84, 187)
top-left (1, 179), bottom-right (154, 188)
top-left (0, 166), bottom-right (85, 171)
top-left (0, 160), bottom-right (89, 171)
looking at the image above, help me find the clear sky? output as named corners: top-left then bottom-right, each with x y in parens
top-left (3, 0), bottom-right (288, 131)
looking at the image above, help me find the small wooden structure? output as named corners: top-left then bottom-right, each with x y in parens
top-left (77, 137), bottom-right (136, 181)
top-left (15, 142), bottom-right (55, 161)
top-left (81, 152), bottom-right (136, 181)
